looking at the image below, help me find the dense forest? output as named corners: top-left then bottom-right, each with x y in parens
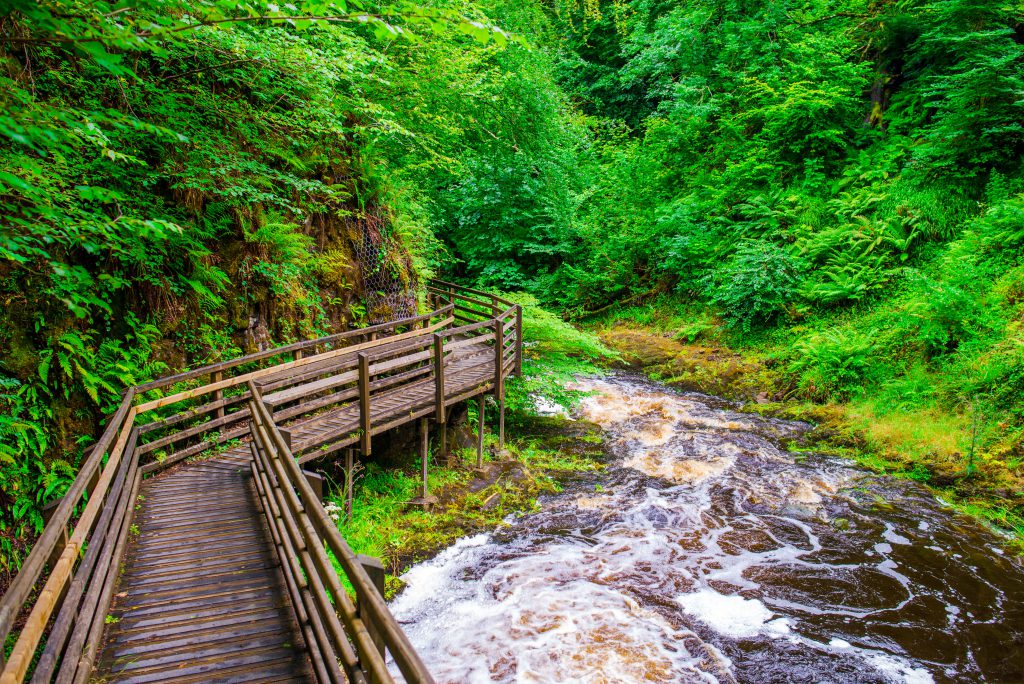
top-left (2, 0), bottom-right (1024, 571)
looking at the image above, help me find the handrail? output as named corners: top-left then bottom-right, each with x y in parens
top-left (135, 308), bottom-right (441, 394)
top-left (428, 278), bottom-right (516, 309)
top-left (248, 383), bottom-right (435, 684)
top-left (0, 278), bottom-right (520, 683)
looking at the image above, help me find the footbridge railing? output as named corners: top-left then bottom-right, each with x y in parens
top-left (0, 280), bottom-right (521, 684)
top-left (249, 383), bottom-right (432, 683)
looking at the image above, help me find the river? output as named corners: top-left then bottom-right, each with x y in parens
top-left (389, 373), bottom-right (1024, 683)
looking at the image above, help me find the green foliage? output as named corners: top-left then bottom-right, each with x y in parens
top-left (788, 329), bottom-right (878, 401)
top-left (4, 0), bottom-right (1024, 558)
top-left (0, 0), bottom-right (519, 552)
top-left (498, 292), bottom-right (615, 415)
top-left (707, 241), bottom-right (802, 331)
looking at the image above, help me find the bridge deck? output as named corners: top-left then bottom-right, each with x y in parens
top-left (93, 338), bottom-right (501, 681)
top-left (281, 339), bottom-right (495, 460)
top-left (97, 449), bottom-right (313, 684)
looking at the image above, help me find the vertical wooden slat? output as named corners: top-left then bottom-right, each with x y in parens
top-left (358, 353), bottom-right (371, 457)
top-left (433, 333), bottom-right (445, 424)
top-left (515, 304), bottom-right (523, 377)
top-left (476, 395), bottom-right (486, 470)
top-left (212, 370), bottom-right (224, 420)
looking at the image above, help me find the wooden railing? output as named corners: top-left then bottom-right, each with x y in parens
top-left (0, 280), bottom-right (521, 684)
top-left (249, 383), bottom-right (434, 684)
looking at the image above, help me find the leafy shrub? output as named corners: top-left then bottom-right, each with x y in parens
top-left (788, 329), bottom-right (878, 401)
top-left (902, 271), bottom-right (996, 357)
top-left (707, 241), bottom-right (802, 332)
top-left (497, 291), bottom-right (615, 415)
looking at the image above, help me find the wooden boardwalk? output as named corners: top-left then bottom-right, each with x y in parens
top-left (0, 281), bottom-right (520, 684)
top-left (98, 448), bottom-right (314, 684)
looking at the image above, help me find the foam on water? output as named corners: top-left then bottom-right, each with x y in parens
top-left (389, 374), bottom-right (1024, 683)
top-left (676, 589), bottom-right (790, 638)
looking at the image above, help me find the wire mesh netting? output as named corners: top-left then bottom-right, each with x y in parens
top-left (352, 215), bottom-right (417, 325)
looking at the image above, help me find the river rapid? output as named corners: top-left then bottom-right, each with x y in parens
top-left (389, 373), bottom-right (1024, 683)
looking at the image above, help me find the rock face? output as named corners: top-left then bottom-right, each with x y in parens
top-left (4, 199), bottom-right (420, 464)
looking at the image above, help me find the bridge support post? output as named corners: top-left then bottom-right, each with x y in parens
top-left (498, 398), bottom-right (505, 453)
top-left (411, 418), bottom-right (436, 508)
top-left (344, 448), bottom-right (354, 520)
top-left (440, 423), bottom-right (451, 467)
top-left (475, 395), bottom-right (486, 471)
top-left (434, 333), bottom-right (451, 466)
top-left (493, 318), bottom-right (505, 454)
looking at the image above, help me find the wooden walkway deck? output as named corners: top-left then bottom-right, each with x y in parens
top-left (0, 281), bottom-right (520, 684)
top-left (97, 448), bottom-right (314, 684)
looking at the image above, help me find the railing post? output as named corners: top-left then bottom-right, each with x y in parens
top-left (475, 395), bottom-right (486, 471)
top-left (344, 448), bottom-right (355, 520)
top-left (493, 319), bottom-right (505, 452)
top-left (358, 353), bottom-right (372, 457)
top-left (433, 334), bottom-right (446, 424)
top-left (212, 370), bottom-right (224, 420)
top-left (355, 555), bottom-right (386, 659)
top-left (515, 304), bottom-right (523, 377)
top-left (302, 469), bottom-right (324, 503)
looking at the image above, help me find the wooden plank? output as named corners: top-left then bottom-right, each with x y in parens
top-left (427, 278), bottom-right (515, 308)
top-left (95, 447), bottom-right (316, 684)
top-left (135, 319), bottom-right (452, 414)
top-left (358, 354), bottom-right (371, 457)
top-left (443, 336), bottom-right (490, 353)
top-left (137, 391), bottom-right (250, 435)
top-left (138, 424), bottom-right (250, 475)
top-left (263, 369), bottom-right (359, 408)
top-left (134, 308), bottom-right (447, 394)
top-left (137, 407), bottom-right (251, 455)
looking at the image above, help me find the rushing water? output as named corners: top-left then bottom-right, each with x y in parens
top-left (390, 374), bottom-right (1024, 683)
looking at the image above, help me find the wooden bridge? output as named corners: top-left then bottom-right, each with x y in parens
top-left (0, 281), bottom-right (522, 684)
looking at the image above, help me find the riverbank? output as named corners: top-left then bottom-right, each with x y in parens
top-left (389, 373), bottom-right (1024, 682)
top-left (593, 316), bottom-right (1024, 550)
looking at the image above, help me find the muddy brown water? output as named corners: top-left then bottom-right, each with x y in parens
top-left (389, 374), bottom-right (1024, 683)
